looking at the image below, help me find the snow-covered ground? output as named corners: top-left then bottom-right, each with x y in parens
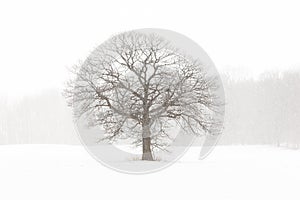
top-left (0, 145), bottom-right (299, 200)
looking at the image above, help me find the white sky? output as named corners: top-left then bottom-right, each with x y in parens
top-left (1, 0), bottom-right (300, 97)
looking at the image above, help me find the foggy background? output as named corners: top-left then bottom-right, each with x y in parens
top-left (1, 0), bottom-right (300, 148)
top-left (1, 70), bottom-right (299, 148)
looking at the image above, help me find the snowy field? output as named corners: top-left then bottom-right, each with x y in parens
top-left (0, 145), bottom-right (299, 200)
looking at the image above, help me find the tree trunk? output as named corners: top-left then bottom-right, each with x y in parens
top-left (141, 103), bottom-right (153, 160)
top-left (142, 137), bottom-right (153, 161)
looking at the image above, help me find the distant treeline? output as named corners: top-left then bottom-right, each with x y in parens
top-left (0, 70), bottom-right (299, 148)
top-left (0, 90), bottom-right (79, 144)
top-left (220, 70), bottom-right (300, 148)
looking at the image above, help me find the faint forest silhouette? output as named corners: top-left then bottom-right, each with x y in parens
top-left (221, 70), bottom-right (300, 148)
top-left (0, 89), bottom-right (79, 144)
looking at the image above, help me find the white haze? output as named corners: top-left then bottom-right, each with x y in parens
top-left (1, 0), bottom-right (300, 98)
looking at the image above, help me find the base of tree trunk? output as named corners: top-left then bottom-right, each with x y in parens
top-left (142, 137), bottom-right (154, 161)
top-left (142, 152), bottom-right (154, 161)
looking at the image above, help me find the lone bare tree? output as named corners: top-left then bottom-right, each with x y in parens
top-left (65, 32), bottom-right (222, 161)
